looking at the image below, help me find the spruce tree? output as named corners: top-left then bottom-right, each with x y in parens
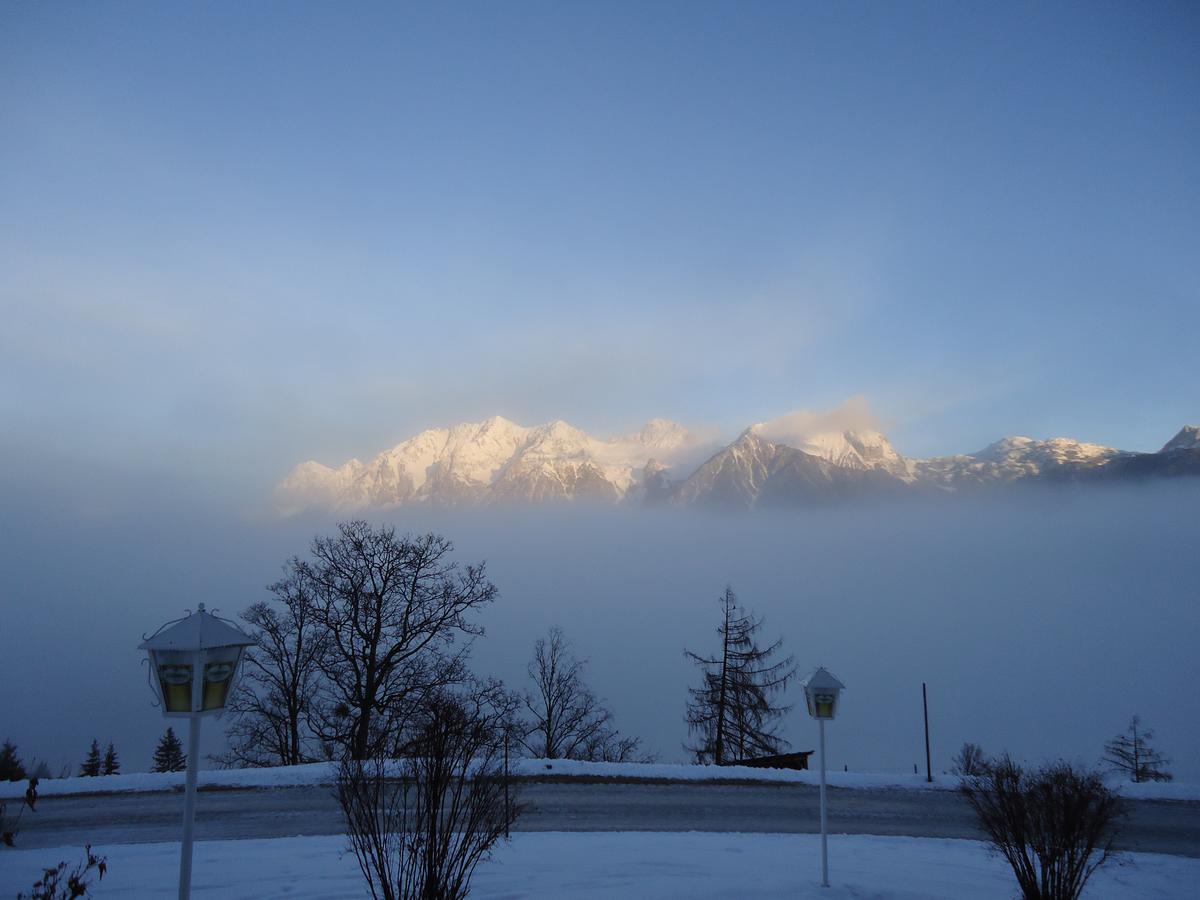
top-left (152, 728), bottom-right (187, 773)
top-left (102, 743), bottom-right (120, 776)
top-left (685, 586), bottom-right (796, 765)
top-left (80, 739), bottom-right (103, 777)
top-left (0, 740), bottom-right (26, 782)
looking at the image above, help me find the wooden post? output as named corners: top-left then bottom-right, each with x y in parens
top-left (922, 682), bottom-right (932, 784)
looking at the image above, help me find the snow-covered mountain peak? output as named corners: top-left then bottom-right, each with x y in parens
top-left (974, 436), bottom-right (1034, 459)
top-left (1161, 425), bottom-right (1200, 453)
top-left (973, 436), bottom-right (1118, 466)
top-left (277, 415), bottom-right (1199, 513)
top-left (521, 420), bottom-right (594, 458)
top-left (278, 415), bottom-right (703, 512)
top-left (746, 425), bottom-right (910, 478)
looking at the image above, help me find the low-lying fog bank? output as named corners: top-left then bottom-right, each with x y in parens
top-left (2, 480), bottom-right (1196, 780)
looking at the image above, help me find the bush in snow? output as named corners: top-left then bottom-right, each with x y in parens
top-left (16, 845), bottom-right (107, 899)
top-left (1, 777), bottom-right (38, 848)
top-left (337, 682), bottom-right (520, 900)
top-left (960, 755), bottom-right (1123, 900)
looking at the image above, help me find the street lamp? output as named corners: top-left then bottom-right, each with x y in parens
top-left (140, 604), bottom-right (255, 900)
top-left (801, 666), bottom-right (845, 888)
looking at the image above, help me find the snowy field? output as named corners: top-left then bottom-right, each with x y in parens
top-left (2, 758), bottom-right (1194, 801)
top-left (0, 832), bottom-right (1195, 899)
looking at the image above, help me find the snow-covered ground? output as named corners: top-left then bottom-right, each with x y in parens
top-left (3, 758), bottom-right (1194, 801)
top-left (0, 832), bottom-right (1193, 899)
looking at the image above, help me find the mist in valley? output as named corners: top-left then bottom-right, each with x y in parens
top-left (2, 475), bottom-right (1197, 782)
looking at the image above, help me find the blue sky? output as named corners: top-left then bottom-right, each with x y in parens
top-left (2, 2), bottom-right (1197, 502)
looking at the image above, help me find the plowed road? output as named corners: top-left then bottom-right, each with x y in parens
top-left (15, 782), bottom-right (1200, 857)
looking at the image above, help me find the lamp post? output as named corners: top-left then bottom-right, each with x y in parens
top-left (140, 604), bottom-right (255, 900)
top-left (801, 666), bottom-right (845, 889)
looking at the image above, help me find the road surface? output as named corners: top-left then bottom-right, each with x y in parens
top-left (14, 781), bottom-right (1200, 857)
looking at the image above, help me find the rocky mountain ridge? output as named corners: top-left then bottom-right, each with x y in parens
top-left (278, 419), bottom-right (1200, 513)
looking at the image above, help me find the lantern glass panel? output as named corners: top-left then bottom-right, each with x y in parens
top-left (155, 650), bottom-right (194, 713)
top-left (201, 646), bottom-right (243, 711)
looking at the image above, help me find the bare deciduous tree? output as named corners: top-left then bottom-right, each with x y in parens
top-left (951, 741), bottom-right (990, 777)
top-left (306, 522), bottom-right (497, 760)
top-left (1103, 715), bottom-right (1172, 783)
top-left (521, 627), bottom-right (645, 762)
top-left (960, 756), bottom-right (1123, 900)
top-left (219, 569), bottom-right (326, 767)
top-left (685, 586), bottom-right (796, 765)
top-left (337, 681), bottom-right (520, 900)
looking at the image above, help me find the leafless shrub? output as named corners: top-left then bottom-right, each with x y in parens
top-left (16, 844), bottom-right (107, 899)
top-left (0, 801), bottom-right (14, 848)
top-left (960, 756), bottom-right (1124, 900)
top-left (337, 683), bottom-right (520, 900)
top-left (1, 777), bottom-right (39, 847)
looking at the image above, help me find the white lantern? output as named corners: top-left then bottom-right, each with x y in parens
top-left (140, 603), bottom-right (255, 717)
top-left (799, 665), bottom-right (845, 888)
top-left (139, 603), bottom-right (255, 900)
top-left (801, 666), bottom-right (845, 721)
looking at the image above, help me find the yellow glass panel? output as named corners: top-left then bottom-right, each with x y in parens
top-left (158, 664), bottom-right (193, 713)
top-left (201, 660), bottom-right (236, 711)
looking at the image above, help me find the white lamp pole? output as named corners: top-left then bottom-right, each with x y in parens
top-left (819, 715), bottom-right (828, 887)
top-left (140, 603), bottom-right (255, 900)
top-left (801, 667), bottom-right (845, 890)
top-left (179, 660), bottom-right (202, 900)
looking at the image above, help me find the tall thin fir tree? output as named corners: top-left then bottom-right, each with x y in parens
top-left (685, 586), bottom-right (797, 765)
top-left (152, 728), bottom-right (187, 773)
top-left (79, 739), bottom-right (102, 777)
top-left (102, 743), bottom-right (120, 776)
top-left (1104, 715), bottom-right (1172, 783)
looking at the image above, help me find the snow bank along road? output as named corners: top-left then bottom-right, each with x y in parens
top-left (14, 781), bottom-right (1200, 857)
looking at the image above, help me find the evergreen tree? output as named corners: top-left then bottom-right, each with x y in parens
top-left (0, 740), bottom-right (26, 782)
top-left (102, 743), bottom-right (120, 776)
top-left (80, 739), bottom-right (103, 777)
top-left (685, 586), bottom-right (796, 765)
top-left (152, 728), bottom-right (187, 773)
top-left (1104, 715), bottom-right (1173, 783)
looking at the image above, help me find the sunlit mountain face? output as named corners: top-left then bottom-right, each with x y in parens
top-left (278, 416), bottom-right (1200, 513)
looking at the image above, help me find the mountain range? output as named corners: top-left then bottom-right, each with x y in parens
top-left (278, 417), bottom-right (1200, 513)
